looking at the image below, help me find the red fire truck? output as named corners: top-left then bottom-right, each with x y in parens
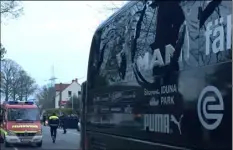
top-left (0, 101), bottom-right (42, 147)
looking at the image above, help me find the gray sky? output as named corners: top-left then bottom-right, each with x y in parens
top-left (1, 1), bottom-right (127, 86)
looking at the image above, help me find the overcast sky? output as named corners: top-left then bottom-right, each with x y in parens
top-left (1, 1), bottom-right (127, 86)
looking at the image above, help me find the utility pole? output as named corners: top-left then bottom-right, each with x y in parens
top-left (59, 83), bottom-right (62, 109)
top-left (72, 94), bottom-right (74, 110)
top-left (49, 65), bottom-right (57, 87)
top-left (49, 65), bottom-right (57, 108)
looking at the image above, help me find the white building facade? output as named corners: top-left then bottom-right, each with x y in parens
top-left (55, 79), bottom-right (81, 108)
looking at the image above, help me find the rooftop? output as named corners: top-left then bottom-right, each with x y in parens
top-left (54, 78), bottom-right (79, 91)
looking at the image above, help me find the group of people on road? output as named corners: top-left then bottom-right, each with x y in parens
top-left (43, 113), bottom-right (73, 143)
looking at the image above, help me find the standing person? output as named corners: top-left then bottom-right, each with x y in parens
top-left (63, 114), bottom-right (67, 134)
top-left (60, 114), bottom-right (67, 134)
top-left (59, 115), bottom-right (63, 128)
top-left (48, 113), bottom-right (59, 143)
top-left (59, 114), bottom-right (64, 128)
top-left (43, 115), bottom-right (46, 126)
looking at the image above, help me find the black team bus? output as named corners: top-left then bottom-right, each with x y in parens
top-left (81, 1), bottom-right (232, 150)
top-left (80, 81), bottom-right (87, 150)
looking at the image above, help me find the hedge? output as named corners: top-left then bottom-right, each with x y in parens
top-left (44, 108), bottom-right (75, 116)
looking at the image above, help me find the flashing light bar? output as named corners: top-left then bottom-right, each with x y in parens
top-left (4, 101), bottom-right (34, 105)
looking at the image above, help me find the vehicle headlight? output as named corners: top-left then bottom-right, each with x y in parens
top-left (7, 130), bottom-right (16, 136)
top-left (36, 130), bottom-right (42, 135)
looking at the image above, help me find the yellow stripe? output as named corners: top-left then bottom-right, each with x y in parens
top-left (49, 116), bottom-right (59, 119)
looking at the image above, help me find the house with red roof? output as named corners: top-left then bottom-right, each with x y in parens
top-left (55, 78), bottom-right (81, 108)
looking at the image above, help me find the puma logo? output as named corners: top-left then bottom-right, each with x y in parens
top-left (171, 114), bottom-right (183, 134)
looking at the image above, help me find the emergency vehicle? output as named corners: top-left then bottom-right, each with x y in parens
top-left (0, 101), bottom-right (42, 147)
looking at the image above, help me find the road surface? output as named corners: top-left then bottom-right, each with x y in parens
top-left (1, 126), bottom-right (80, 150)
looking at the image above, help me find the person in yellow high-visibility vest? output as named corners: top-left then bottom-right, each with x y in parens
top-left (48, 113), bottom-right (59, 143)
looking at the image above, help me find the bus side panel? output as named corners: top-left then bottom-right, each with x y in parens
top-left (86, 1), bottom-right (232, 150)
top-left (86, 62), bottom-right (232, 150)
top-left (86, 131), bottom-right (179, 150)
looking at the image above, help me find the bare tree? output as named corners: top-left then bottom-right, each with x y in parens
top-left (0, 44), bottom-right (6, 94)
top-left (1, 1), bottom-right (24, 22)
top-left (8, 63), bottom-right (22, 101)
top-left (17, 70), bottom-right (38, 101)
top-left (36, 86), bottom-right (55, 109)
top-left (0, 44), bottom-right (6, 60)
top-left (1, 59), bottom-right (37, 101)
top-left (1, 1), bottom-right (25, 100)
top-left (1, 59), bottom-right (21, 101)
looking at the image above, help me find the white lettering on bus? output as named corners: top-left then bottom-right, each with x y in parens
top-left (205, 14), bottom-right (231, 55)
top-left (161, 84), bottom-right (177, 94)
top-left (144, 114), bottom-right (170, 134)
top-left (144, 89), bottom-right (160, 96)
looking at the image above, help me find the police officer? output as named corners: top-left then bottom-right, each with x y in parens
top-left (48, 113), bottom-right (59, 143)
top-left (61, 114), bottom-right (67, 134)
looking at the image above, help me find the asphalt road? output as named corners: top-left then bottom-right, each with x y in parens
top-left (1, 126), bottom-right (80, 150)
